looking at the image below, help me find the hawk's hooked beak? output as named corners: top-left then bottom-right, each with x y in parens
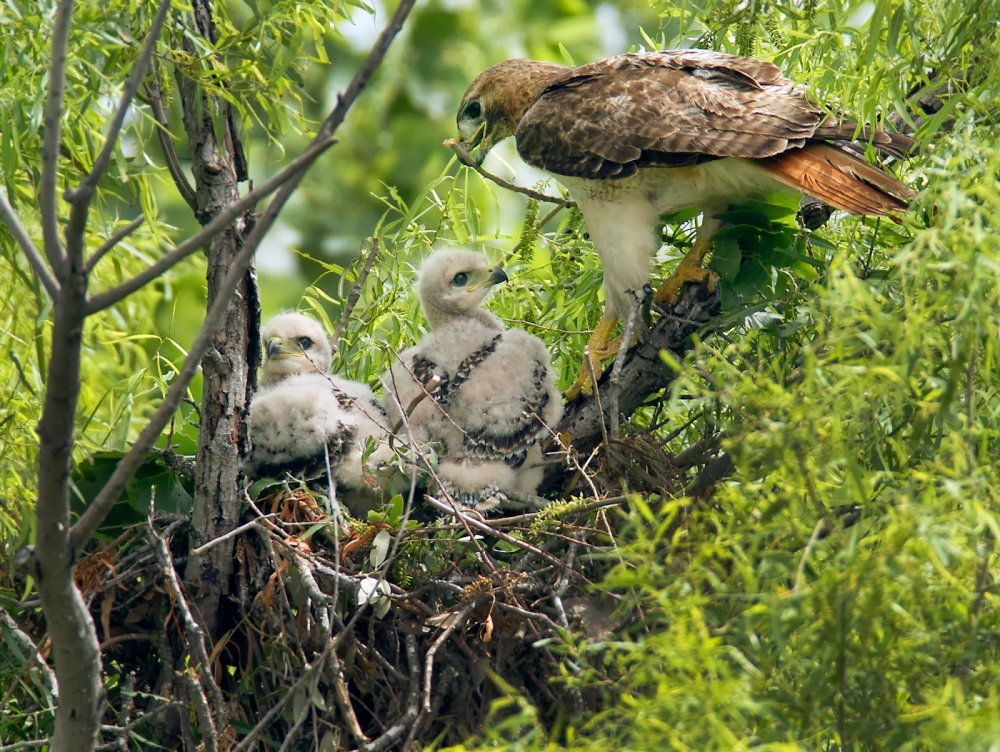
top-left (488, 266), bottom-right (509, 286)
top-left (266, 337), bottom-right (298, 360)
top-left (466, 266), bottom-right (508, 292)
top-left (457, 122), bottom-right (490, 167)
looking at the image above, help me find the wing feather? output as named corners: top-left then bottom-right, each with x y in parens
top-left (515, 50), bottom-right (910, 182)
top-left (516, 50), bottom-right (825, 179)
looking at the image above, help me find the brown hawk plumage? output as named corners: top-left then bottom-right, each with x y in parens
top-left (456, 50), bottom-right (914, 397)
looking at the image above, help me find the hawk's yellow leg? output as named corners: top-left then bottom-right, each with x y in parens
top-left (564, 317), bottom-right (621, 400)
top-left (653, 235), bottom-right (719, 307)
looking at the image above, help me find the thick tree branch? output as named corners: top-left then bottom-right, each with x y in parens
top-left (35, 281), bottom-right (100, 751)
top-left (541, 283), bottom-right (721, 495)
top-left (39, 0), bottom-right (74, 275)
top-left (70, 0), bottom-right (418, 554)
top-left (0, 189), bottom-right (60, 298)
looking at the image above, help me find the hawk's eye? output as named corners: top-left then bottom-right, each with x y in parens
top-left (462, 101), bottom-right (482, 120)
top-left (452, 272), bottom-right (469, 286)
top-left (297, 336), bottom-right (313, 350)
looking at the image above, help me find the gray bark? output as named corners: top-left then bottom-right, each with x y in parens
top-left (34, 269), bottom-right (103, 750)
top-left (177, 0), bottom-right (260, 637)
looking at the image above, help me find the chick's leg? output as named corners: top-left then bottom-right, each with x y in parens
top-left (653, 234), bottom-right (719, 307)
top-left (564, 316), bottom-right (620, 400)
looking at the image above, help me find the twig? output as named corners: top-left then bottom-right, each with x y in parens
top-left (422, 496), bottom-right (580, 575)
top-left (84, 215), bottom-right (146, 275)
top-left (331, 236), bottom-right (382, 353)
top-left (188, 513), bottom-right (280, 555)
top-left (96, 700), bottom-right (180, 750)
top-left (0, 189), bottom-right (60, 298)
top-left (361, 634), bottom-right (422, 752)
top-left (148, 515), bottom-right (226, 736)
top-left (179, 671), bottom-right (217, 752)
top-left (329, 651), bottom-right (370, 746)
top-left (0, 608), bottom-right (58, 701)
top-left (608, 288), bottom-right (646, 438)
top-left (64, 0), bottom-right (173, 263)
top-left (84, 135), bottom-right (335, 314)
top-left (145, 71), bottom-right (198, 210)
top-left (585, 349), bottom-right (610, 449)
top-left (445, 138), bottom-right (571, 206)
top-left (793, 519), bottom-right (827, 592)
top-left (0, 742), bottom-right (49, 752)
top-left (502, 202), bottom-right (567, 267)
top-left (422, 600), bottom-right (477, 712)
top-left (551, 538), bottom-right (578, 630)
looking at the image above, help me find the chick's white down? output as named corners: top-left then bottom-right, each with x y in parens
top-left (383, 250), bottom-right (562, 512)
top-left (248, 313), bottom-right (395, 513)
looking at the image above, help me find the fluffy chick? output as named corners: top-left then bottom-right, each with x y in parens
top-left (383, 250), bottom-right (562, 513)
top-left (247, 312), bottom-right (393, 513)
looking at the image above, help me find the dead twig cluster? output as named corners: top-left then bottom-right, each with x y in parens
top-left (7, 488), bottom-right (646, 750)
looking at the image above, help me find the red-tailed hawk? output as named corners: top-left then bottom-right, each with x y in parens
top-left (383, 250), bottom-right (562, 513)
top-left (456, 50), bottom-right (914, 397)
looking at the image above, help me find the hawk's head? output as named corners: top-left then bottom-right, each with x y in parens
top-left (417, 250), bottom-right (508, 327)
top-left (260, 312), bottom-right (332, 387)
top-left (457, 59), bottom-right (568, 165)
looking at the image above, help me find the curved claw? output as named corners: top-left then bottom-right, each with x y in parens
top-left (563, 318), bottom-right (621, 399)
top-left (654, 236), bottom-right (719, 307)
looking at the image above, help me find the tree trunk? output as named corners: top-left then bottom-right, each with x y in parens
top-left (177, 0), bottom-right (260, 638)
top-left (34, 270), bottom-right (103, 750)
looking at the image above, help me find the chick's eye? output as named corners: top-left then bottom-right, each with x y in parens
top-left (452, 272), bottom-right (468, 286)
top-left (297, 336), bottom-right (313, 350)
top-left (463, 101), bottom-right (482, 120)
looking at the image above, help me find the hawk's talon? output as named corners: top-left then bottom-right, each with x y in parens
top-left (653, 236), bottom-right (718, 307)
top-left (563, 316), bottom-right (642, 400)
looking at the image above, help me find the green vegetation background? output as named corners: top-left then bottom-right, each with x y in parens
top-left (2, 0), bottom-right (999, 748)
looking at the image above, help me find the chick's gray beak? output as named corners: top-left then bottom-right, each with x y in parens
top-left (489, 267), bottom-right (508, 286)
top-left (266, 337), bottom-right (283, 359)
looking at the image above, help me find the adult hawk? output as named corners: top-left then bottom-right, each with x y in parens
top-left (455, 50), bottom-right (914, 397)
top-left (247, 312), bottom-right (394, 515)
top-left (383, 250), bottom-right (562, 513)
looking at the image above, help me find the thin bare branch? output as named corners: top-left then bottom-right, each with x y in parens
top-left (316, 0), bottom-right (417, 139)
top-left (444, 138), bottom-right (571, 205)
top-left (145, 73), bottom-right (198, 210)
top-left (39, 0), bottom-right (75, 275)
top-left (188, 513), bottom-right (280, 555)
top-left (84, 215), bottom-right (145, 275)
top-left (0, 608), bottom-right (57, 700)
top-left (0, 188), bottom-right (60, 298)
top-left (423, 495), bottom-right (580, 575)
top-left (422, 600), bottom-right (476, 712)
top-left (148, 517), bottom-right (226, 733)
top-left (65, 0), bottom-right (172, 231)
top-left (84, 135), bottom-right (335, 314)
top-left (0, 741), bottom-right (49, 752)
top-left (331, 236), bottom-right (381, 353)
top-left (608, 288), bottom-right (647, 438)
